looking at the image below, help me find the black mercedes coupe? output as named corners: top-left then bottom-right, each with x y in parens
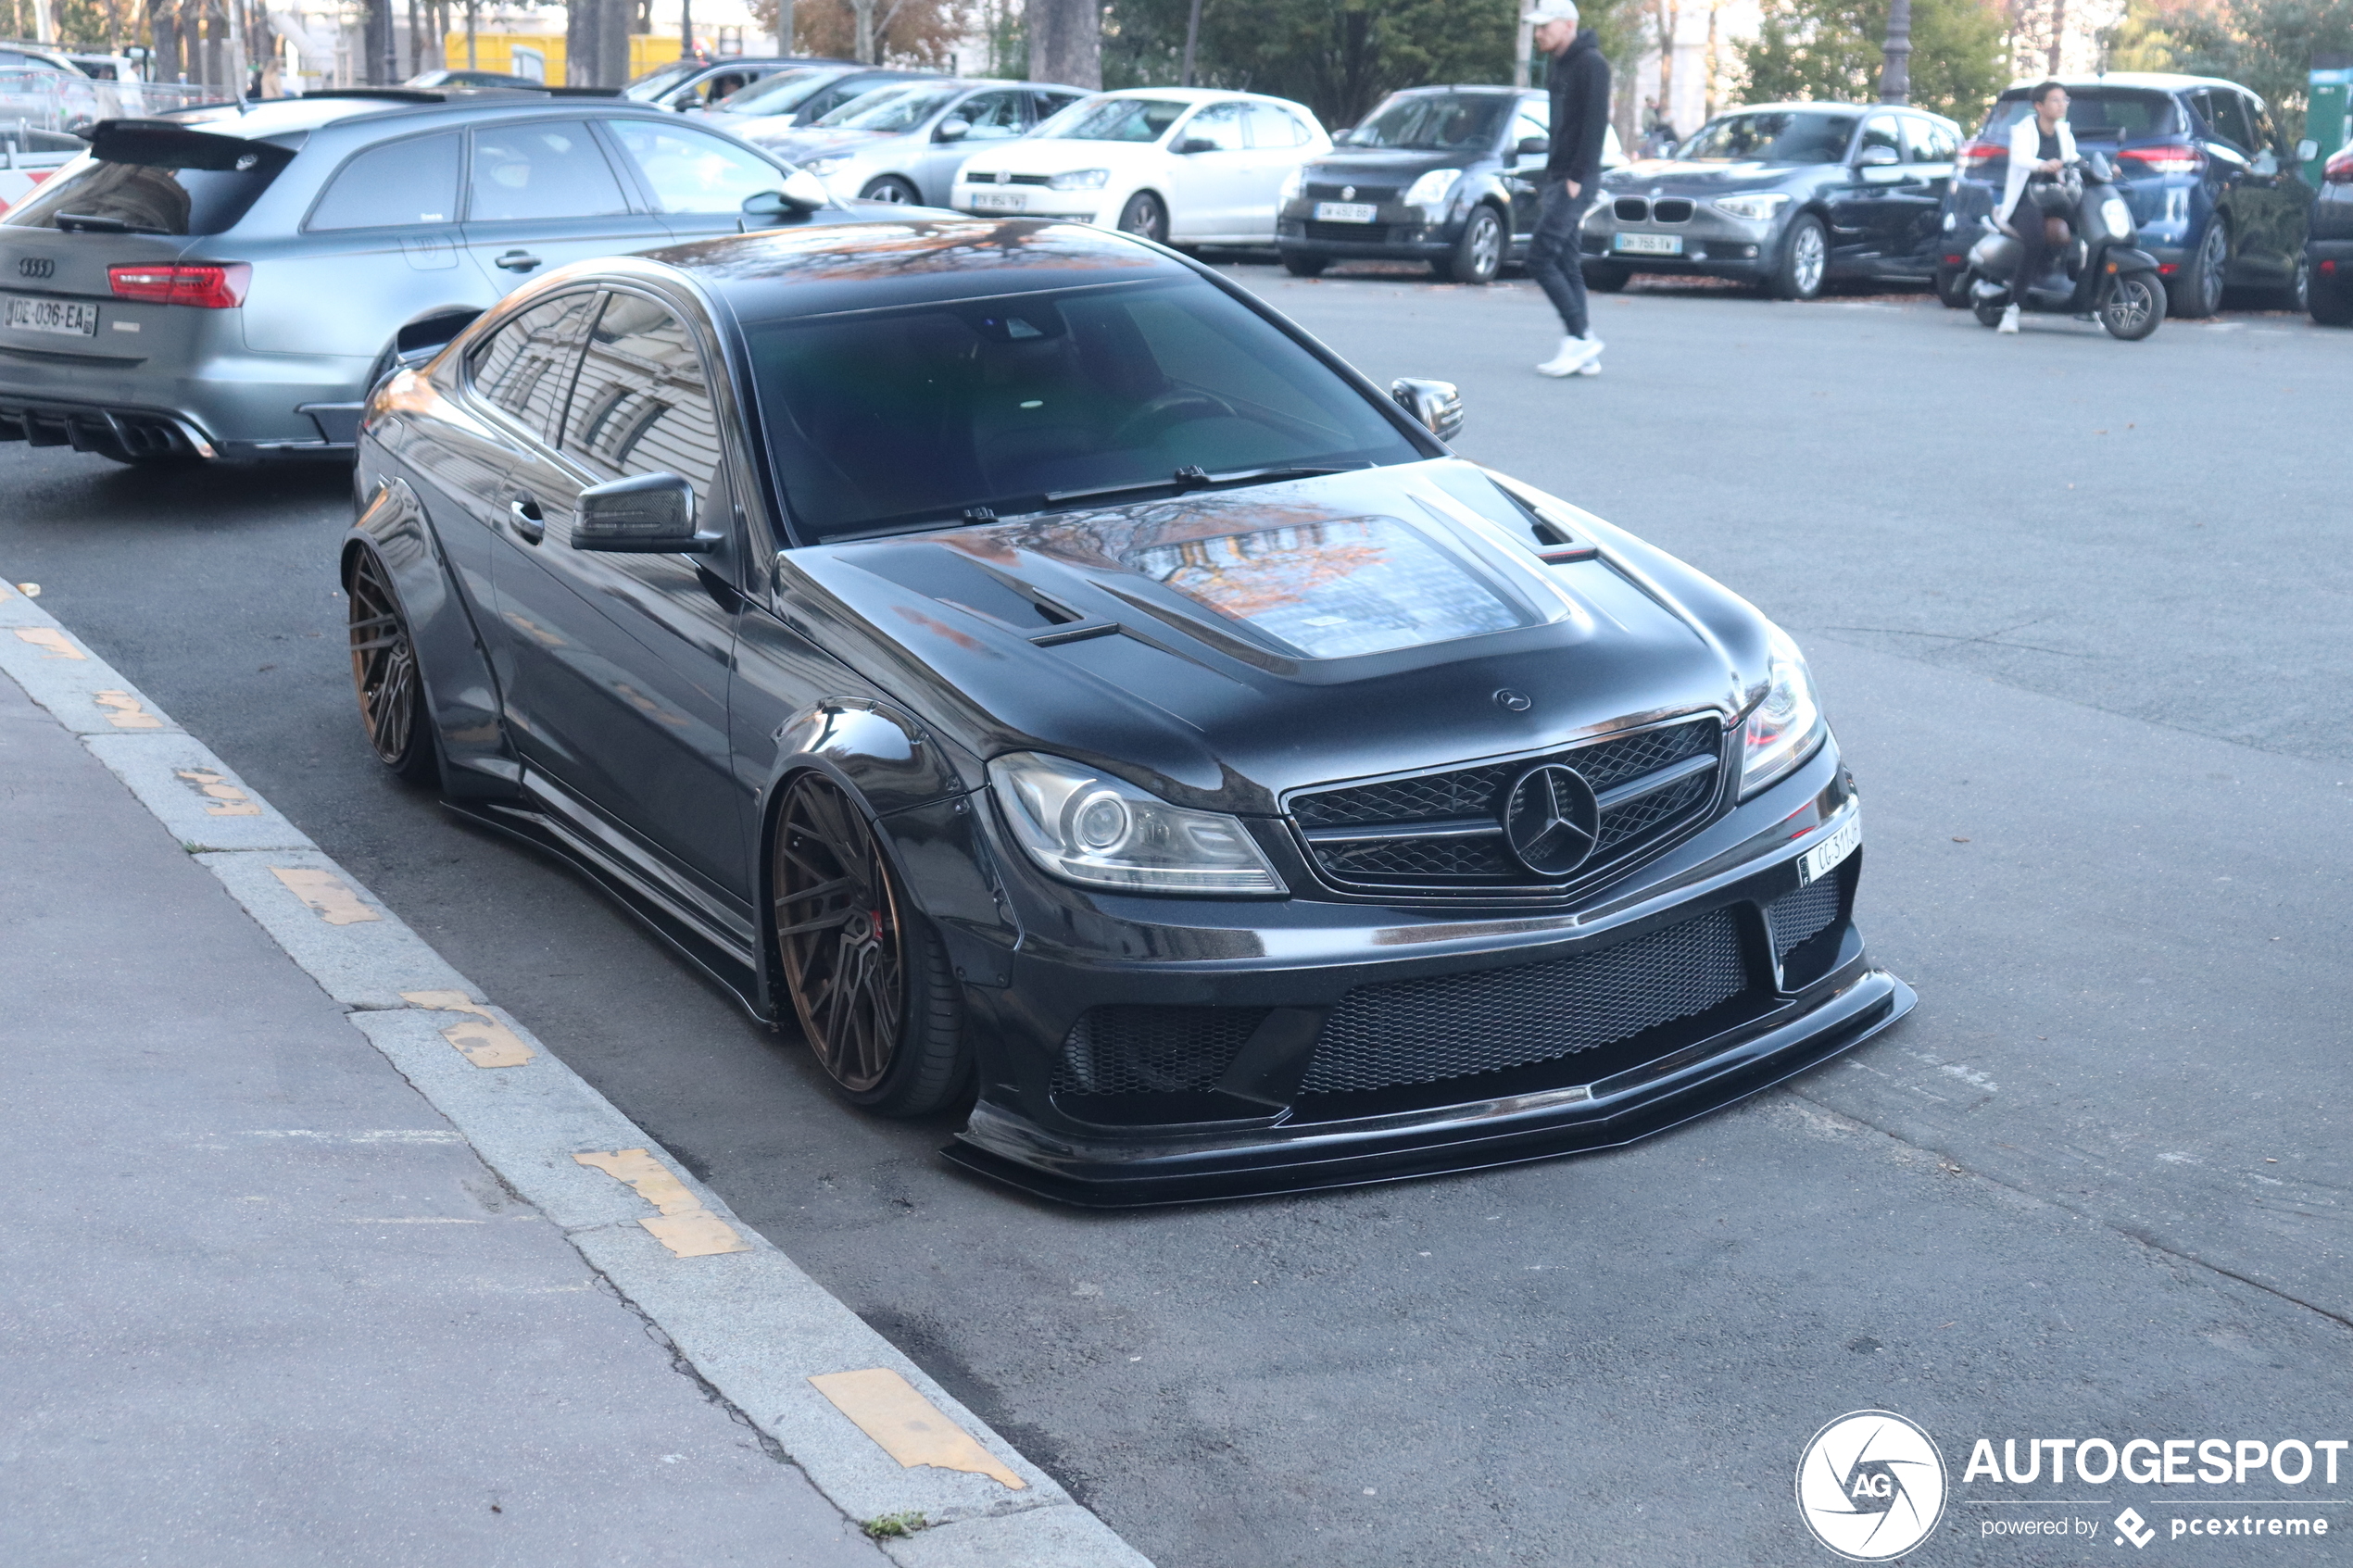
top-left (344, 215), bottom-right (1911, 1204)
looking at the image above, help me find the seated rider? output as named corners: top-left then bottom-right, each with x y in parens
top-left (1998, 80), bottom-right (2078, 332)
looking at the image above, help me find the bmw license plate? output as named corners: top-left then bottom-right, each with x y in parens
top-left (1798, 810), bottom-right (1861, 885)
top-left (1614, 232), bottom-right (1682, 256)
top-left (4, 295), bottom-right (97, 336)
top-left (1314, 201), bottom-right (1378, 223)
top-left (970, 189), bottom-right (1026, 211)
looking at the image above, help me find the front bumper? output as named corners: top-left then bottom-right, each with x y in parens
top-left (952, 187), bottom-right (1104, 223)
top-left (1276, 201), bottom-right (1467, 259)
top-left (1579, 202), bottom-right (1773, 277)
top-left (931, 745), bottom-right (1911, 1204)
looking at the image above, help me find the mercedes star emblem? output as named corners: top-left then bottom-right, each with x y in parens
top-left (1503, 763), bottom-right (1602, 877)
top-left (1493, 688), bottom-right (1532, 712)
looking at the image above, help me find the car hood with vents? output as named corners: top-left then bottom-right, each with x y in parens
top-left (770, 459), bottom-right (1778, 812)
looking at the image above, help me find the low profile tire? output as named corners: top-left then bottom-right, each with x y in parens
top-left (1768, 213), bottom-right (1829, 300)
top-left (1583, 262), bottom-right (1630, 292)
top-left (1115, 191), bottom-right (1168, 245)
top-left (1279, 250), bottom-right (1329, 277)
top-left (346, 549), bottom-right (438, 785)
top-left (2170, 218), bottom-right (2228, 317)
top-left (859, 175), bottom-right (921, 204)
top-left (772, 772), bottom-right (968, 1118)
top-left (2099, 272), bottom-right (2164, 340)
top-left (1434, 205), bottom-right (1504, 284)
top-left (2311, 272), bottom-right (2353, 326)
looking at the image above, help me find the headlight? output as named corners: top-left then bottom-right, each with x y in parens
top-left (1738, 626), bottom-right (1826, 798)
top-left (2100, 196), bottom-right (2132, 237)
top-left (1712, 192), bottom-right (1791, 222)
top-left (1049, 167), bottom-right (1109, 191)
top-left (801, 156), bottom-right (847, 177)
top-left (1403, 168), bottom-right (1463, 210)
top-left (1279, 166), bottom-right (1305, 204)
top-left (989, 752), bottom-right (1285, 896)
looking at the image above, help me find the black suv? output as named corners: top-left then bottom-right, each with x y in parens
top-left (1936, 73), bottom-right (2314, 317)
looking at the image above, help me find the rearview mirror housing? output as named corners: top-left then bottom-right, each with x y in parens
top-left (1856, 144), bottom-right (1900, 168)
top-left (740, 169), bottom-right (831, 227)
top-left (573, 472), bottom-right (721, 554)
top-left (2297, 137), bottom-right (2319, 162)
top-left (936, 116), bottom-right (971, 142)
top-left (1390, 377), bottom-right (1464, 442)
top-left (1176, 136), bottom-right (1218, 155)
top-left (1517, 135), bottom-right (1550, 157)
top-left (392, 306), bottom-right (484, 370)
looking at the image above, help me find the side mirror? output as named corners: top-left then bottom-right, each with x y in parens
top-left (1856, 144), bottom-right (1900, 168)
top-left (1176, 136), bottom-right (1218, 155)
top-left (1390, 377), bottom-right (1463, 442)
top-left (1517, 135), bottom-right (1550, 157)
top-left (573, 472), bottom-right (721, 554)
top-left (741, 169), bottom-right (830, 227)
top-left (392, 306), bottom-right (483, 369)
top-left (2296, 138), bottom-right (2319, 162)
top-left (936, 116), bottom-right (971, 142)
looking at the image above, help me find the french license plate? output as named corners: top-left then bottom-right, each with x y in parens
top-left (1614, 232), bottom-right (1682, 256)
top-left (4, 295), bottom-right (98, 336)
top-left (969, 189), bottom-right (1026, 211)
top-left (1799, 811), bottom-right (1862, 885)
top-left (1314, 201), bottom-right (1378, 223)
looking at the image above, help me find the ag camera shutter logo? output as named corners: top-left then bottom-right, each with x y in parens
top-left (1796, 1410), bottom-right (1949, 1561)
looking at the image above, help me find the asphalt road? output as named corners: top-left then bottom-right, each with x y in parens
top-left (5, 272), bottom-right (2347, 1567)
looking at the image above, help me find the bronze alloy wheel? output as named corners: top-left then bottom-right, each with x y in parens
top-left (346, 550), bottom-right (434, 782)
top-left (772, 772), bottom-right (967, 1113)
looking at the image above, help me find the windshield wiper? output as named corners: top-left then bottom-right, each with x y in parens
top-left (817, 465), bottom-right (1370, 543)
top-left (1043, 462), bottom-right (1365, 508)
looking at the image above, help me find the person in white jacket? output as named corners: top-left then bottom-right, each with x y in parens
top-left (1996, 81), bottom-right (2079, 332)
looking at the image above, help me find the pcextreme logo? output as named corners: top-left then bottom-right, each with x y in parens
top-left (1797, 1410), bottom-right (1950, 1561)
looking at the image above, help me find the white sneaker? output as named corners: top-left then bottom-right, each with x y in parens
top-left (1997, 304), bottom-right (2020, 334)
top-left (1575, 354), bottom-right (1603, 378)
top-left (1536, 335), bottom-right (1604, 377)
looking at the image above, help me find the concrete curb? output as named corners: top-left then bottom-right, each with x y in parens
top-left (0, 580), bottom-right (1152, 1568)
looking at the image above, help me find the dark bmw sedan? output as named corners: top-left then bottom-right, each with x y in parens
top-left (1936, 74), bottom-right (2313, 318)
top-left (1583, 102), bottom-right (1961, 299)
top-left (346, 217), bottom-right (1910, 1204)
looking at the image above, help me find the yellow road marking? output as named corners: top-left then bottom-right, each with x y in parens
top-left (174, 768), bottom-right (261, 816)
top-left (573, 1148), bottom-right (750, 1258)
top-left (14, 627), bottom-right (83, 659)
top-left (269, 866), bottom-right (382, 925)
top-left (807, 1369), bottom-right (1027, 1490)
top-left (94, 690), bottom-right (163, 729)
top-left (399, 989), bottom-right (535, 1068)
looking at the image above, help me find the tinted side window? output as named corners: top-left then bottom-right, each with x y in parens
top-left (467, 120), bottom-right (630, 222)
top-left (563, 293), bottom-right (724, 508)
top-left (2247, 97), bottom-right (2283, 155)
top-left (472, 292), bottom-right (597, 442)
top-left (608, 119), bottom-right (781, 214)
top-left (956, 89), bottom-right (1028, 140)
top-left (2198, 90), bottom-right (2256, 153)
top-left (309, 132), bottom-right (461, 230)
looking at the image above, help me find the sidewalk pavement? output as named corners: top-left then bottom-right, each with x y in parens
top-left (0, 585), bottom-right (1148, 1568)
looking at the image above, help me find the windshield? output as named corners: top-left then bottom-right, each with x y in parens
top-left (814, 82), bottom-right (962, 132)
top-left (1983, 90), bottom-right (2179, 141)
top-left (1350, 93), bottom-right (1511, 152)
top-left (623, 61), bottom-right (700, 101)
top-left (1680, 110), bottom-right (1857, 163)
top-left (745, 277), bottom-right (1422, 540)
top-left (711, 66), bottom-right (827, 114)
top-left (3, 129), bottom-right (288, 233)
top-left (1038, 96), bottom-right (1185, 143)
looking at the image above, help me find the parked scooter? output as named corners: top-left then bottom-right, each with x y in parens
top-left (1966, 154), bottom-right (2164, 341)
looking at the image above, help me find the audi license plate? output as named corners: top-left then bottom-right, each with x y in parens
top-left (4, 295), bottom-right (97, 336)
top-left (1798, 811), bottom-right (1862, 885)
top-left (1314, 201), bottom-right (1378, 223)
top-left (970, 190), bottom-right (1026, 211)
top-left (1614, 232), bottom-right (1682, 256)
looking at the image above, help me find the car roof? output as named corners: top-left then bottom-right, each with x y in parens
top-left (1078, 86), bottom-right (1300, 106)
top-left (1997, 72), bottom-right (2242, 94)
top-left (0, 39), bottom-right (88, 71)
top-left (641, 217), bottom-right (1200, 323)
top-left (137, 91), bottom-right (697, 141)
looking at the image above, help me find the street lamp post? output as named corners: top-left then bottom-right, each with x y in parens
top-left (1879, 0), bottom-right (1911, 103)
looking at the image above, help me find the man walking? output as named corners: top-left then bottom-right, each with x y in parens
top-left (1528, 0), bottom-right (1610, 378)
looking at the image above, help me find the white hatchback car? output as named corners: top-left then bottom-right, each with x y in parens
top-left (950, 87), bottom-right (1329, 245)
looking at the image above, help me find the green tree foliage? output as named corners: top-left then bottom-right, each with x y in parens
top-left (2110, 0), bottom-right (2353, 139)
top-left (1734, 0), bottom-right (2007, 128)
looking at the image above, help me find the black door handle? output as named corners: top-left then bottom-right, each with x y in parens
top-left (495, 250), bottom-right (543, 272)
top-left (508, 498), bottom-right (546, 545)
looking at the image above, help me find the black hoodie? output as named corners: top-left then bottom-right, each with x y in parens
top-left (1545, 28), bottom-right (1611, 186)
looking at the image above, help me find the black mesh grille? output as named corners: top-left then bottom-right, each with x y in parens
top-left (1768, 877), bottom-right (1843, 960)
top-left (1305, 221), bottom-right (1393, 243)
top-left (1300, 909), bottom-right (1749, 1095)
top-left (1652, 197), bottom-right (1695, 222)
top-left (1306, 182), bottom-right (1398, 202)
top-left (1290, 719), bottom-right (1724, 892)
top-left (1051, 1006), bottom-right (1268, 1097)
